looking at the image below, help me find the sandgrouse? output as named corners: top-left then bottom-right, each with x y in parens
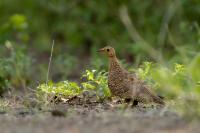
top-left (98, 46), bottom-right (165, 105)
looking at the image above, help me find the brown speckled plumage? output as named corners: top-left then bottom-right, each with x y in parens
top-left (99, 46), bottom-right (164, 105)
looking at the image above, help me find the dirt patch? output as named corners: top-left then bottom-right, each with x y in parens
top-left (0, 94), bottom-right (199, 133)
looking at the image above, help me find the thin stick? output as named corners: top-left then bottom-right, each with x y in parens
top-left (46, 40), bottom-right (55, 85)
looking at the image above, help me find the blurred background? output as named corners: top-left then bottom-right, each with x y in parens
top-left (0, 0), bottom-right (200, 93)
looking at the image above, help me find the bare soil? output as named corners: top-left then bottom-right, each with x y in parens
top-left (0, 95), bottom-right (199, 133)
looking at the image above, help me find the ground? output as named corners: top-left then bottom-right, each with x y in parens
top-left (0, 94), bottom-right (199, 133)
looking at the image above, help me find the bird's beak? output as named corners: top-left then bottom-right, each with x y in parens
top-left (98, 48), bottom-right (104, 52)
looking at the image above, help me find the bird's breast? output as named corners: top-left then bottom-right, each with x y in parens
top-left (108, 71), bottom-right (125, 96)
top-left (108, 71), bottom-right (123, 84)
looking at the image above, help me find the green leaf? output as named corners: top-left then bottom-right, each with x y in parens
top-left (189, 53), bottom-right (200, 82)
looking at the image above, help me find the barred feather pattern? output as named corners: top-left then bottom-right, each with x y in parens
top-left (107, 56), bottom-right (164, 105)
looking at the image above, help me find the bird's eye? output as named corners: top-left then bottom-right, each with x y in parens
top-left (107, 49), bottom-right (110, 52)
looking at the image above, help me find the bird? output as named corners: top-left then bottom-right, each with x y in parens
top-left (98, 46), bottom-right (165, 105)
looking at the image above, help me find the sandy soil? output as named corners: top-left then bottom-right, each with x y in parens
top-left (0, 98), bottom-right (199, 133)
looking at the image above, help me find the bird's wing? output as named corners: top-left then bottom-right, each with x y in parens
top-left (117, 72), bottom-right (139, 98)
top-left (136, 84), bottom-right (165, 105)
top-left (124, 72), bottom-right (137, 81)
top-left (125, 72), bottom-right (165, 105)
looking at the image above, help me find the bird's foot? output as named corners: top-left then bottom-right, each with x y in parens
top-left (131, 99), bottom-right (139, 108)
top-left (124, 98), bottom-right (132, 103)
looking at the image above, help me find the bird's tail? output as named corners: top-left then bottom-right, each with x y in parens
top-left (142, 87), bottom-right (165, 105)
top-left (138, 84), bottom-right (165, 105)
top-left (152, 95), bottom-right (165, 105)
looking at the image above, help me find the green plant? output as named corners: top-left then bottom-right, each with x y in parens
top-left (0, 41), bottom-right (31, 92)
top-left (36, 69), bottom-right (110, 103)
top-left (36, 80), bottom-right (81, 105)
top-left (81, 69), bottom-right (111, 98)
top-left (0, 14), bottom-right (29, 43)
top-left (135, 61), bottom-right (195, 98)
top-left (0, 99), bottom-right (9, 112)
top-left (37, 81), bottom-right (81, 97)
top-left (137, 61), bottom-right (153, 81)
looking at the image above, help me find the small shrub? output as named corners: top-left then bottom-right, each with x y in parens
top-left (0, 99), bottom-right (9, 112)
top-left (81, 69), bottom-right (111, 98)
top-left (135, 60), bottom-right (200, 119)
top-left (37, 81), bottom-right (81, 97)
top-left (0, 41), bottom-right (31, 93)
top-left (36, 69), bottom-right (111, 103)
top-left (0, 14), bottom-right (29, 43)
top-left (36, 80), bottom-right (81, 105)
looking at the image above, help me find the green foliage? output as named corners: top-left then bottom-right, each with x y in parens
top-left (81, 70), bottom-right (111, 98)
top-left (0, 99), bottom-right (9, 112)
top-left (137, 62), bottom-right (152, 80)
top-left (36, 80), bottom-right (81, 105)
top-left (0, 74), bottom-right (9, 95)
top-left (37, 69), bottom-right (110, 102)
top-left (0, 14), bottom-right (28, 42)
top-left (37, 81), bottom-right (81, 97)
top-left (136, 61), bottom-right (198, 98)
top-left (9, 14), bottom-right (28, 30)
top-left (0, 41), bottom-right (31, 93)
top-left (36, 57), bottom-right (200, 102)
top-left (0, 0), bottom-right (199, 61)
top-left (189, 54), bottom-right (200, 82)
top-left (134, 59), bottom-right (200, 119)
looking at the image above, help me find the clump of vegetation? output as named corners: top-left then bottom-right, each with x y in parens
top-left (81, 70), bottom-right (111, 98)
top-left (135, 58), bottom-right (200, 119)
top-left (0, 41), bottom-right (31, 94)
top-left (37, 69), bottom-right (110, 103)
top-left (0, 99), bottom-right (9, 112)
top-left (36, 81), bottom-right (80, 105)
top-left (37, 54), bottom-right (200, 104)
top-left (37, 81), bottom-right (81, 98)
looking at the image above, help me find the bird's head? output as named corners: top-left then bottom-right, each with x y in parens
top-left (98, 46), bottom-right (116, 58)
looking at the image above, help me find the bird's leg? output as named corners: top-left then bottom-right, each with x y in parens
top-left (124, 98), bottom-right (132, 103)
top-left (123, 98), bottom-right (138, 108)
top-left (119, 98), bottom-right (131, 110)
top-left (131, 99), bottom-right (139, 108)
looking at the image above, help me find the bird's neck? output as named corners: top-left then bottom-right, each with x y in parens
top-left (108, 56), bottom-right (123, 72)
